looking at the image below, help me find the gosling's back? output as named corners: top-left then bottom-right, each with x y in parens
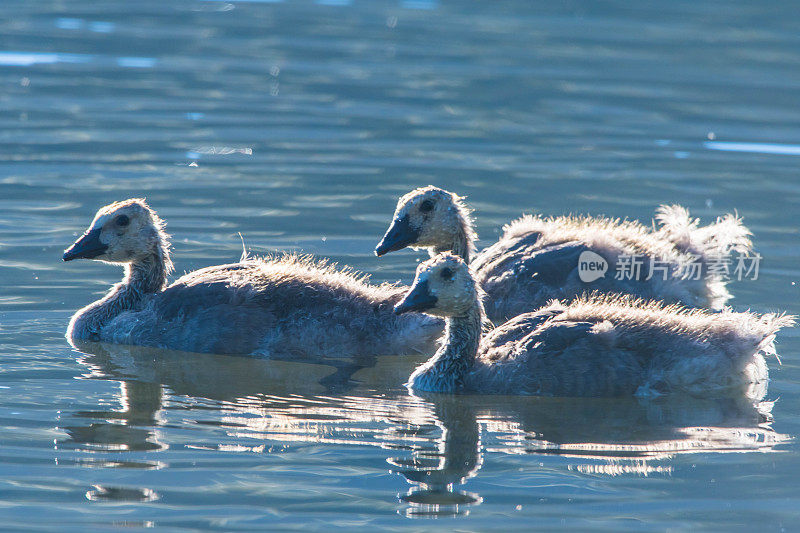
top-left (474, 295), bottom-right (791, 398)
top-left (104, 255), bottom-right (443, 357)
top-left (472, 208), bottom-right (751, 322)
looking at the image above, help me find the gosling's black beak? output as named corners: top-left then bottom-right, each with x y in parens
top-left (375, 214), bottom-right (420, 257)
top-left (63, 227), bottom-right (108, 261)
top-left (394, 279), bottom-right (437, 315)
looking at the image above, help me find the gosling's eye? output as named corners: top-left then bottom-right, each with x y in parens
top-left (115, 215), bottom-right (130, 227)
top-left (419, 199), bottom-right (434, 213)
top-left (440, 267), bottom-right (454, 281)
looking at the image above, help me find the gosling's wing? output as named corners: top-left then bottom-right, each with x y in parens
top-left (481, 306), bottom-right (564, 347)
top-left (508, 241), bottom-right (589, 285)
top-left (157, 263), bottom-right (263, 315)
top-left (525, 319), bottom-right (646, 398)
top-left (479, 316), bottom-right (644, 397)
top-left (482, 319), bottom-right (595, 365)
top-left (160, 260), bottom-right (396, 316)
top-left (135, 260), bottom-right (440, 358)
top-left (471, 225), bottom-right (542, 273)
top-left (475, 240), bottom-right (590, 322)
top-left (123, 264), bottom-right (279, 354)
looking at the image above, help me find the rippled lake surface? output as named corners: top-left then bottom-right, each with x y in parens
top-left (1, 0), bottom-right (799, 530)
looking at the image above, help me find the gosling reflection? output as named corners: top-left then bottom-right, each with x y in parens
top-left (389, 393), bottom-right (483, 517)
top-left (66, 339), bottom-right (789, 515)
top-left (389, 393), bottom-right (788, 517)
top-left (481, 394), bottom-right (786, 471)
top-left (65, 380), bottom-right (166, 454)
top-left (71, 338), bottom-right (382, 400)
top-left (65, 338), bottom-right (410, 461)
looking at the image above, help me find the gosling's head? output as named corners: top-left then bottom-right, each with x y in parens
top-left (394, 253), bottom-right (478, 318)
top-left (63, 198), bottom-right (171, 268)
top-left (375, 186), bottom-right (475, 257)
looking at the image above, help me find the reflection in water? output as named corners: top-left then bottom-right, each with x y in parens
top-left (0, 50), bottom-right (158, 68)
top-left (485, 394), bottom-right (781, 456)
top-left (66, 380), bottom-right (166, 454)
top-left (390, 394), bottom-right (483, 518)
top-left (704, 141), bottom-right (800, 156)
top-left (86, 485), bottom-right (159, 503)
top-left (67, 341), bottom-right (790, 517)
top-left (63, 343), bottom-right (169, 465)
top-left (3, 0), bottom-right (799, 526)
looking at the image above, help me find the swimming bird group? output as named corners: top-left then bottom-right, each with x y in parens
top-left (64, 189), bottom-right (793, 399)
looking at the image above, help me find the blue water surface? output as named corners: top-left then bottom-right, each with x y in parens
top-left (0, 1), bottom-right (799, 530)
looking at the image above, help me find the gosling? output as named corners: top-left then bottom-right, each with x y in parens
top-left (376, 186), bottom-right (752, 323)
top-left (394, 253), bottom-right (792, 398)
top-left (63, 198), bottom-right (442, 357)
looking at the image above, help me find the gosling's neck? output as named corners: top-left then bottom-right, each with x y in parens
top-left (428, 215), bottom-right (476, 265)
top-left (407, 302), bottom-right (483, 393)
top-left (67, 250), bottom-right (170, 341)
top-left (127, 251), bottom-right (170, 295)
